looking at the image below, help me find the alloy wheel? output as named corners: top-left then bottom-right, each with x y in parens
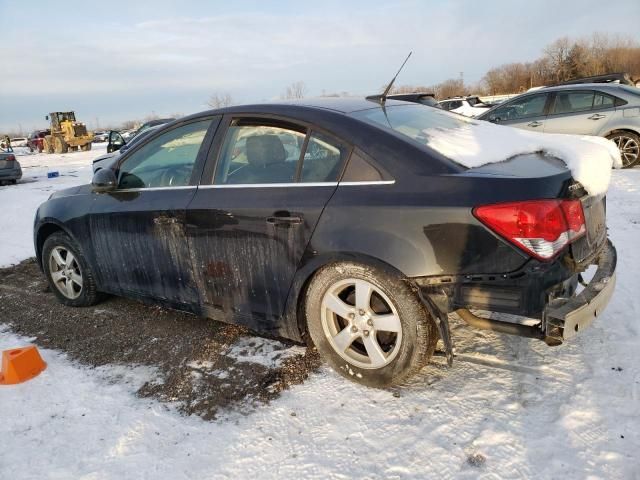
top-left (611, 134), bottom-right (639, 167)
top-left (320, 278), bottom-right (402, 369)
top-left (48, 246), bottom-right (83, 299)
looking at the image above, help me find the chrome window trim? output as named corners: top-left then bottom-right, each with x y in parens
top-left (109, 180), bottom-right (396, 193)
top-left (196, 180), bottom-right (395, 189)
top-left (114, 186), bottom-right (198, 193)
top-left (339, 180), bottom-right (396, 186)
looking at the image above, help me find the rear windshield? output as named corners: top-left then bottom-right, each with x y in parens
top-left (352, 104), bottom-right (472, 146)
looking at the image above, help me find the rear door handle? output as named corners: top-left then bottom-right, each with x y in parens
top-left (266, 216), bottom-right (302, 225)
top-left (527, 121), bottom-right (543, 127)
top-left (588, 114), bottom-right (606, 120)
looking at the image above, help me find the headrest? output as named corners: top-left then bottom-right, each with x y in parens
top-left (246, 135), bottom-right (286, 167)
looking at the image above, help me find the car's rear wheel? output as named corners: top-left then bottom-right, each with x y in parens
top-left (305, 262), bottom-right (437, 387)
top-left (607, 131), bottom-right (640, 168)
top-left (42, 232), bottom-right (101, 307)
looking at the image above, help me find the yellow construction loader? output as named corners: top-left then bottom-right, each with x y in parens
top-left (42, 112), bottom-right (94, 154)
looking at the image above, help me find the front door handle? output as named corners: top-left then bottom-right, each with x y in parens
top-left (266, 216), bottom-right (302, 225)
top-left (527, 121), bottom-right (543, 127)
top-left (588, 114), bottom-right (606, 120)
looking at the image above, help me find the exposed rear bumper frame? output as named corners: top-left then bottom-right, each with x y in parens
top-left (543, 239), bottom-right (617, 343)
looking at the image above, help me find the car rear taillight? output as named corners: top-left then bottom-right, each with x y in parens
top-left (6, 154), bottom-right (15, 161)
top-left (474, 200), bottom-right (586, 261)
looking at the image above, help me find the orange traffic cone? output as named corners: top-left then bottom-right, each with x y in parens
top-left (0, 346), bottom-right (47, 385)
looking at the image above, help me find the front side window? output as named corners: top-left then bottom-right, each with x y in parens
top-left (118, 119), bottom-right (211, 189)
top-left (214, 123), bottom-right (305, 185)
top-left (490, 94), bottom-right (548, 121)
top-left (552, 91), bottom-right (595, 114)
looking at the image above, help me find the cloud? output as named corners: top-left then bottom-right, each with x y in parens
top-left (1, 0), bottom-right (639, 130)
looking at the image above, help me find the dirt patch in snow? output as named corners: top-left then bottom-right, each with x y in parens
top-left (0, 259), bottom-right (320, 420)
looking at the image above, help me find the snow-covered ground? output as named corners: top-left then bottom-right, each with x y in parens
top-left (1, 148), bottom-right (639, 479)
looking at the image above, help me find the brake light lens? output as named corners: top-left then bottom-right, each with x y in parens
top-left (474, 200), bottom-right (586, 261)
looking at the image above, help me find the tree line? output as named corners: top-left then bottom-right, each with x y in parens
top-left (393, 33), bottom-right (640, 99)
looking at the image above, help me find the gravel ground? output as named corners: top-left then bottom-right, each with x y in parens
top-left (0, 258), bottom-right (320, 420)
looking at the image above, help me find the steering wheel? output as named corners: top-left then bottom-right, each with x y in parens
top-left (159, 165), bottom-right (193, 187)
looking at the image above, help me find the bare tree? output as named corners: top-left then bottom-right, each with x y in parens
top-left (282, 81), bottom-right (307, 100)
top-left (435, 78), bottom-right (466, 99)
top-left (207, 93), bottom-right (234, 109)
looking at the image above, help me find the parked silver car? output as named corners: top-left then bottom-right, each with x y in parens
top-left (478, 84), bottom-right (640, 167)
top-left (0, 153), bottom-right (22, 184)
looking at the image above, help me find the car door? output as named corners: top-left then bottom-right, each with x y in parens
top-left (543, 90), bottom-right (616, 135)
top-left (186, 116), bottom-right (349, 331)
top-left (484, 93), bottom-right (551, 131)
top-left (89, 117), bottom-right (219, 305)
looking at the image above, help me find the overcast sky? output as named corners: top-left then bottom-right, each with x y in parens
top-left (1, 0), bottom-right (638, 132)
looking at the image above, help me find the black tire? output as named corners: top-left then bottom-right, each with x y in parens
top-left (607, 131), bottom-right (640, 168)
top-left (10, 179), bottom-right (17, 185)
top-left (42, 232), bottom-right (101, 307)
top-left (305, 262), bottom-right (438, 388)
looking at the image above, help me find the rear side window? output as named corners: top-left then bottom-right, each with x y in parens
top-left (300, 132), bottom-right (348, 183)
top-left (214, 124), bottom-right (305, 185)
top-left (341, 149), bottom-right (391, 182)
top-left (593, 93), bottom-right (615, 109)
top-left (552, 91), bottom-right (595, 114)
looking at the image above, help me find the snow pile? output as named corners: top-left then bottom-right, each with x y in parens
top-left (423, 119), bottom-right (622, 196)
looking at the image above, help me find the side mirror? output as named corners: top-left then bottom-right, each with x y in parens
top-left (92, 168), bottom-right (117, 193)
top-left (488, 115), bottom-right (500, 124)
top-left (107, 130), bottom-right (126, 153)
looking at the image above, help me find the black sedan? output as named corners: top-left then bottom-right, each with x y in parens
top-left (33, 98), bottom-right (616, 387)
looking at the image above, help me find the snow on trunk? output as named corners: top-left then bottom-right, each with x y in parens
top-left (423, 119), bottom-right (622, 196)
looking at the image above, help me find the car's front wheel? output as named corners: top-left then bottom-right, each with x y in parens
top-left (42, 232), bottom-right (101, 307)
top-left (607, 131), bottom-right (640, 168)
top-left (305, 262), bottom-right (438, 387)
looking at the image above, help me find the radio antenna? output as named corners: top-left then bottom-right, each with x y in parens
top-left (366, 51), bottom-right (413, 105)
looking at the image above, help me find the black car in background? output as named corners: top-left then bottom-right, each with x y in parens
top-left (107, 118), bottom-right (176, 153)
top-left (93, 125), bottom-right (164, 173)
top-left (33, 99), bottom-right (616, 387)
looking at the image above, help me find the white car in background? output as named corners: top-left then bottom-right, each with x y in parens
top-left (10, 137), bottom-right (28, 147)
top-left (437, 96), bottom-right (492, 117)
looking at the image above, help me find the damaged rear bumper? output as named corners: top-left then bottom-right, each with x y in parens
top-left (543, 240), bottom-right (617, 343)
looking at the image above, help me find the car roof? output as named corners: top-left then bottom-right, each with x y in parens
top-left (539, 83), bottom-right (629, 92)
top-left (201, 97), bottom-right (410, 116)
